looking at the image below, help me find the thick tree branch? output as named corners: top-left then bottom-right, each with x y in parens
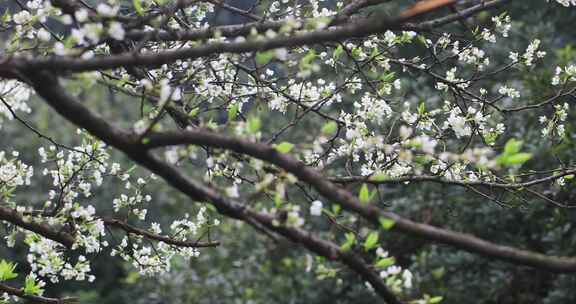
top-left (0, 205), bottom-right (75, 248)
top-left (140, 130), bottom-right (576, 273)
top-left (404, 0), bottom-right (507, 30)
top-left (0, 0), bottom-right (460, 75)
top-left (22, 68), bottom-right (576, 273)
top-left (330, 0), bottom-right (391, 26)
top-left (328, 170), bottom-right (576, 190)
top-left (26, 71), bottom-right (400, 303)
top-left (128, 0), bottom-right (506, 42)
top-left (0, 282), bottom-right (77, 304)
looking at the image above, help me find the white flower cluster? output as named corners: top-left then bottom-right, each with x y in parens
top-left (540, 103), bottom-right (569, 138)
top-left (445, 107), bottom-right (472, 138)
top-left (552, 0), bottom-right (576, 7)
top-left (498, 85), bottom-right (520, 99)
top-left (436, 68), bottom-right (469, 91)
top-left (353, 93), bottom-right (393, 126)
top-left (112, 177), bottom-right (153, 220)
top-left (310, 200), bottom-right (323, 216)
top-left (510, 39), bottom-right (546, 66)
top-left (61, 256), bottom-right (95, 282)
top-left (0, 80), bottom-right (32, 129)
top-left (39, 134), bottom-right (109, 204)
top-left (112, 207), bottom-right (210, 275)
top-left (70, 204), bottom-right (107, 253)
top-left (457, 46), bottom-right (489, 70)
top-left (25, 233), bottom-right (88, 283)
top-left (552, 64), bottom-right (576, 85)
top-left (365, 248), bottom-right (413, 294)
top-left (0, 129), bottom-right (218, 287)
top-left (492, 14), bottom-right (512, 38)
top-left (0, 151), bottom-right (33, 189)
top-left (170, 207), bottom-right (208, 238)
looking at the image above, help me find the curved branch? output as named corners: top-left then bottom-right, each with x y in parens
top-left (405, 0), bottom-right (507, 31)
top-left (27, 71), bottom-right (400, 303)
top-left (0, 282), bottom-right (77, 304)
top-left (0, 205), bottom-right (75, 248)
top-left (0, 0), bottom-right (460, 75)
top-left (103, 218), bottom-right (220, 248)
top-left (140, 130), bottom-right (576, 273)
top-left (328, 170), bottom-right (576, 189)
top-left (330, 0), bottom-right (391, 26)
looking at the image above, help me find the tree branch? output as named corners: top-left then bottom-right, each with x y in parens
top-left (0, 282), bottom-right (77, 304)
top-left (26, 71), bottom-right (400, 303)
top-left (0, 0), bottom-right (460, 75)
top-left (103, 218), bottom-right (220, 248)
top-left (0, 205), bottom-right (75, 248)
top-left (140, 130), bottom-right (576, 273)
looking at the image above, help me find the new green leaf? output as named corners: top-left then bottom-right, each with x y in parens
top-left (248, 116), bottom-right (261, 133)
top-left (256, 51), bottom-right (275, 65)
top-left (379, 217), bottom-right (396, 230)
top-left (340, 233), bottom-right (356, 252)
top-left (133, 0), bottom-right (144, 16)
top-left (376, 257), bottom-right (396, 269)
top-left (505, 153), bottom-right (532, 165)
top-left (504, 138), bottom-right (523, 154)
top-left (363, 231), bottom-right (379, 251)
top-left (358, 184), bottom-right (374, 205)
top-left (321, 121), bottom-right (338, 134)
top-left (0, 260), bottom-right (17, 281)
top-left (227, 103), bottom-right (239, 122)
top-left (275, 142), bottom-right (294, 154)
top-left (23, 275), bottom-right (44, 296)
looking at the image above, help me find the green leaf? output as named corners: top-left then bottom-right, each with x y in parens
top-left (188, 108), bottom-right (200, 118)
top-left (351, 47), bottom-right (361, 58)
top-left (379, 217), bottom-right (396, 231)
top-left (505, 153), bottom-right (532, 165)
top-left (300, 50), bottom-right (316, 69)
top-left (2, 9), bottom-right (10, 24)
top-left (414, 155), bottom-right (430, 165)
top-left (429, 296), bottom-right (444, 304)
top-left (23, 275), bottom-right (44, 296)
top-left (332, 204), bottom-right (341, 215)
top-left (123, 271), bottom-right (140, 284)
top-left (504, 138), bottom-right (523, 155)
top-left (340, 233), bottom-right (356, 252)
top-left (497, 138), bottom-right (532, 167)
top-left (431, 267), bottom-right (445, 280)
top-left (304, 17), bottom-right (331, 30)
top-left (363, 231), bottom-right (379, 251)
top-left (375, 257), bottom-right (396, 269)
top-left (227, 103), bottom-right (239, 122)
top-left (497, 153), bottom-right (533, 166)
top-left (358, 184), bottom-right (374, 205)
top-left (255, 51), bottom-right (275, 65)
top-left (274, 192), bottom-right (283, 208)
top-left (484, 132), bottom-right (498, 146)
top-left (333, 45), bottom-right (344, 60)
top-left (0, 260), bottom-right (17, 281)
top-left (418, 102), bottom-right (426, 115)
top-left (369, 173), bottom-right (389, 182)
top-left (275, 142), bottom-right (294, 154)
top-left (321, 121), bottom-right (338, 134)
top-left (380, 72), bottom-right (396, 83)
top-left (248, 116), bottom-right (261, 133)
top-left (133, 0), bottom-right (144, 16)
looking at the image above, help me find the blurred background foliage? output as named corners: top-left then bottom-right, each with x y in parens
top-left (1, 0), bottom-right (576, 303)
